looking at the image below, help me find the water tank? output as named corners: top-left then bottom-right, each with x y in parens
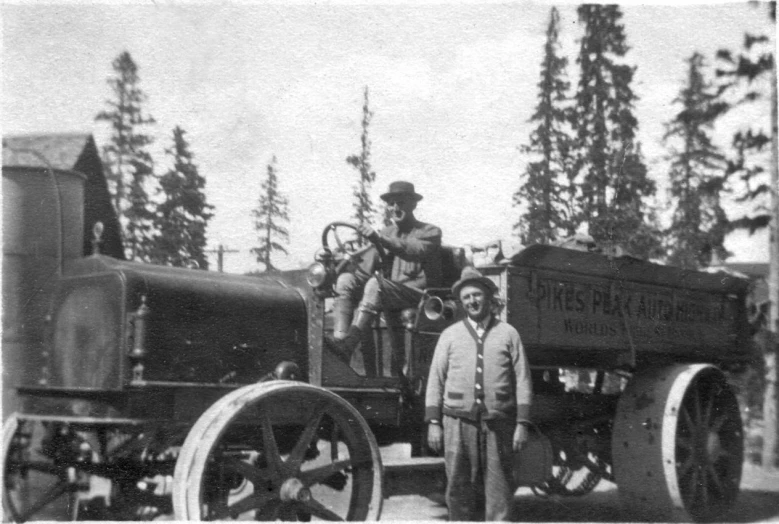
top-left (2, 166), bottom-right (85, 415)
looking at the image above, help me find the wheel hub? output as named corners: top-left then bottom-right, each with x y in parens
top-left (705, 430), bottom-right (722, 461)
top-left (691, 427), bottom-right (721, 466)
top-left (279, 477), bottom-right (311, 503)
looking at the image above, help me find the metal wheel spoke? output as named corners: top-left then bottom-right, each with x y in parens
top-left (211, 490), bottom-right (277, 520)
top-left (706, 462), bottom-right (725, 494)
top-left (692, 386), bottom-right (703, 426)
top-left (7, 460), bottom-right (64, 477)
top-left (678, 455), bottom-right (695, 478)
top-left (699, 468), bottom-right (710, 508)
top-left (300, 459), bottom-right (352, 487)
top-left (714, 445), bottom-right (739, 464)
top-left (260, 411), bottom-right (283, 476)
top-left (710, 414), bottom-right (727, 433)
top-left (300, 497), bottom-right (345, 521)
top-left (288, 409), bottom-right (325, 471)
top-left (680, 405), bottom-right (694, 434)
top-left (702, 395), bottom-right (714, 428)
top-left (688, 467), bottom-right (700, 499)
top-left (330, 425), bottom-right (339, 462)
top-left (16, 479), bottom-right (71, 522)
top-left (222, 455), bottom-right (272, 486)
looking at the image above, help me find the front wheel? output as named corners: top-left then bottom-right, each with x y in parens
top-left (173, 381), bottom-right (383, 521)
top-left (2, 414), bottom-right (81, 522)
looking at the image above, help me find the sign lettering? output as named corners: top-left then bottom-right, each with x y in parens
top-left (530, 277), bottom-right (732, 325)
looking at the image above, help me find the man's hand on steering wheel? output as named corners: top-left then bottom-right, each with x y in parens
top-left (321, 222), bottom-right (388, 277)
top-left (357, 224), bottom-right (380, 244)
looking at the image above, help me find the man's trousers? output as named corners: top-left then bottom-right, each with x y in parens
top-left (443, 415), bottom-right (516, 521)
top-left (335, 272), bottom-right (424, 315)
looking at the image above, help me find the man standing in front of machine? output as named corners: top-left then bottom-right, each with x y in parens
top-left (425, 267), bottom-right (532, 521)
top-left (330, 180), bottom-right (443, 359)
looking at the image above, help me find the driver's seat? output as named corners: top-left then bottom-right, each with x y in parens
top-left (440, 245), bottom-right (467, 289)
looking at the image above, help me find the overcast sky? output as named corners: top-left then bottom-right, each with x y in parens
top-left (2, 1), bottom-right (774, 273)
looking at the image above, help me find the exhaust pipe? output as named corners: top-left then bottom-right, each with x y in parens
top-left (423, 296), bottom-right (457, 321)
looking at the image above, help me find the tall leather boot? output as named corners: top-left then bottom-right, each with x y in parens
top-left (328, 309), bottom-right (375, 363)
top-left (352, 309), bottom-right (376, 334)
top-left (332, 298), bottom-right (354, 341)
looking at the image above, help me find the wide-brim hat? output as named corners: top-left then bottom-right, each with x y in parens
top-left (452, 266), bottom-right (498, 298)
top-left (380, 181), bottom-right (423, 202)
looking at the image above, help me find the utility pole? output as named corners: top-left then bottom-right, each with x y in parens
top-left (763, 58), bottom-right (779, 471)
top-left (205, 245), bottom-right (239, 273)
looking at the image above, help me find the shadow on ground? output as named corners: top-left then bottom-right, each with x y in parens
top-left (726, 489), bottom-right (779, 523)
top-left (513, 488), bottom-right (779, 522)
top-left (514, 490), bottom-right (627, 522)
top-left (382, 458), bottom-right (779, 522)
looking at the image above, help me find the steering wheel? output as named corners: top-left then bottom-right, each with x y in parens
top-left (321, 222), bottom-right (388, 275)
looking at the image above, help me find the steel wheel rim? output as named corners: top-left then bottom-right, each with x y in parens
top-left (173, 381), bottom-right (383, 521)
top-left (672, 370), bottom-right (743, 521)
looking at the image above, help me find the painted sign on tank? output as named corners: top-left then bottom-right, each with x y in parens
top-left (510, 272), bottom-right (740, 356)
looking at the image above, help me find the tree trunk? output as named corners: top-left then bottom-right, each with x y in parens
top-left (761, 59), bottom-right (779, 471)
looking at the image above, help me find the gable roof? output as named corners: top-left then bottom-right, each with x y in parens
top-left (2, 133), bottom-right (94, 169)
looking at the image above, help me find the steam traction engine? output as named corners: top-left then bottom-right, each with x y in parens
top-left (3, 222), bottom-right (750, 521)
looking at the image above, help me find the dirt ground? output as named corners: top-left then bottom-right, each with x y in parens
top-left (381, 450), bottom-right (779, 523)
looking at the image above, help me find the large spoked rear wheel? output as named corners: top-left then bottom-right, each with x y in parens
top-left (612, 364), bottom-right (743, 522)
top-left (173, 381), bottom-right (383, 521)
top-left (2, 414), bottom-right (81, 522)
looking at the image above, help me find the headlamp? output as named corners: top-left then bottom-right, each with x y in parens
top-left (306, 262), bottom-right (328, 288)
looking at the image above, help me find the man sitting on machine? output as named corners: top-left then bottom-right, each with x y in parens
top-left (329, 181), bottom-right (443, 362)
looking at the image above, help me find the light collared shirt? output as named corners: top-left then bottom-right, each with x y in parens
top-left (467, 314), bottom-right (493, 339)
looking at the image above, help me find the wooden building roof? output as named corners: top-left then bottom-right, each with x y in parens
top-left (3, 133), bottom-right (93, 169)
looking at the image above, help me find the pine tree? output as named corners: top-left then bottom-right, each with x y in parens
top-left (346, 86), bottom-right (377, 229)
top-left (716, 4), bottom-right (774, 234)
top-left (96, 51), bottom-right (157, 261)
top-left (572, 5), bottom-right (660, 258)
top-left (251, 156), bottom-right (290, 271)
top-left (514, 7), bottom-right (575, 245)
top-left (150, 126), bottom-right (214, 269)
top-left (664, 52), bottom-right (730, 269)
